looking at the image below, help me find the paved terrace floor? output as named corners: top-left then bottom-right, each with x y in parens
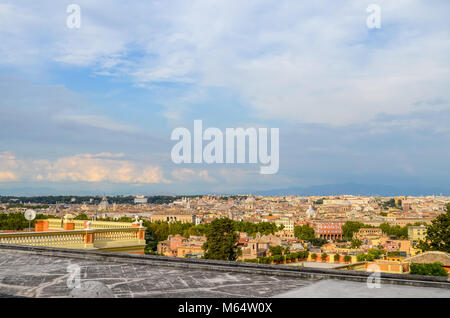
top-left (0, 249), bottom-right (449, 298)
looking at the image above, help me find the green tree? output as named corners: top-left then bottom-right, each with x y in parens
top-left (272, 254), bottom-right (285, 264)
top-left (356, 249), bottom-right (384, 262)
top-left (0, 212), bottom-right (58, 231)
top-left (74, 213), bottom-right (89, 220)
top-left (343, 255), bottom-right (351, 263)
top-left (379, 223), bottom-right (409, 239)
top-left (311, 253), bottom-right (317, 261)
top-left (285, 253), bottom-right (295, 262)
top-left (308, 238), bottom-right (328, 246)
top-left (117, 216), bottom-right (133, 222)
top-left (0, 212), bottom-right (28, 230)
top-left (367, 249), bottom-right (384, 259)
top-left (233, 220), bottom-right (278, 236)
top-left (295, 251), bottom-right (309, 260)
top-left (381, 198), bottom-right (396, 209)
top-left (379, 222), bottom-right (391, 235)
top-left (321, 252), bottom-right (328, 262)
top-left (203, 218), bottom-right (239, 261)
top-left (314, 198), bottom-right (324, 205)
top-left (258, 256), bottom-right (273, 264)
top-left (357, 253), bottom-right (366, 262)
top-left (342, 221), bottom-right (366, 240)
top-left (243, 258), bottom-right (258, 263)
top-left (333, 253), bottom-right (340, 262)
top-left (294, 225), bottom-right (315, 240)
top-left (418, 205), bottom-right (450, 253)
top-left (144, 240), bottom-right (158, 254)
top-left (350, 239), bottom-right (363, 249)
top-left (410, 263), bottom-right (448, 277)
top-left (269, 245), bottom-right (284, 256)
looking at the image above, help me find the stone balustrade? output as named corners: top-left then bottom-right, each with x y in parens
top-left (0, 226), bottom-right (146, 254)
top-left (0, 231), bottom-right (86, 249)
top-left (45, 218), bottom-right (134, 230)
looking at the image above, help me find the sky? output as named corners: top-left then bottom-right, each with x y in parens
top-left (0, 0), bottom-right (450, 195)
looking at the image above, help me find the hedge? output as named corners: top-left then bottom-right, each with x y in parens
top-left (410, 262), bottom-right (448, 277)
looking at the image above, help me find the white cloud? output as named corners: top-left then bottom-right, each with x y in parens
top-left (171, 168), bottom-right (195, 182)
top-left (0, 171), bottom-right (17, 181)
top-left (0, 152), bottom-right (20, 181)
top-left (218, 167), bottom-right (255, 183)
top-left (1, 1), bottom-right (449, 127)
top-left (171, 168), bottom-right (217, 183)
top-left (198, 170), bottom-right (216, 183)
top-left (42, 153), bottom-right (163, 183)
top-left (0, 152), bottom-right (165, 184)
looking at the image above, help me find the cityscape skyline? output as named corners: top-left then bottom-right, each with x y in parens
top-left (2, 182), bottom-right (450, 197)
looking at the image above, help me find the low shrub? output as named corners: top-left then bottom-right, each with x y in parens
top-left (410, 263), bottom-right (448, 277)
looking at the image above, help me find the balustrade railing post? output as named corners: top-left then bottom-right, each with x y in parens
top-left (35, 220), bottom-right (49, 232)
top-left (84, 221), bottom-right (95, 249)
top-left (137, 220), bottom-right (146, 243)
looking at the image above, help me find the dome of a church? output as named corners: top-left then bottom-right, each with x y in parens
top-left (244, 196), bottom-right (256, 209)
top-left (97, 196), bottom-right (109, 211)
top-left (306, 205), bottom-right (316, 218)
top-left (341, 199), bottom-right (351, 206)
top-left (245, 196), bottom-right (256, 203)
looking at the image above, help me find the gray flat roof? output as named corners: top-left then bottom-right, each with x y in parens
top-left (0, 250), bottom-right (316, 298)
top-left (0, 247), bottom-right (449, 298)
top-left (274, 280), bottom-right (450, 298)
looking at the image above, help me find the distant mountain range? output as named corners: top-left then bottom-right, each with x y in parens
top-left (251, 183), bottom-right (450, 197)
top-left (1, 183), bottom-right (449, 197)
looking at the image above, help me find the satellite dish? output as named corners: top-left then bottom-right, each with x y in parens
top-left (24, 209), bottom-right (36, 221)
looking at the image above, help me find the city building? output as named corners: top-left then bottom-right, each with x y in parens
top-left (313, 220), bottom-right (345, 240)
top-left (150, 210), bottom-right (196, 223)
top-left (134, 195), bottom-right (148, 204)
top-left (354, 228), bottom-right (383, 240)
top-left (408, 225), bottom-right (427, 242)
